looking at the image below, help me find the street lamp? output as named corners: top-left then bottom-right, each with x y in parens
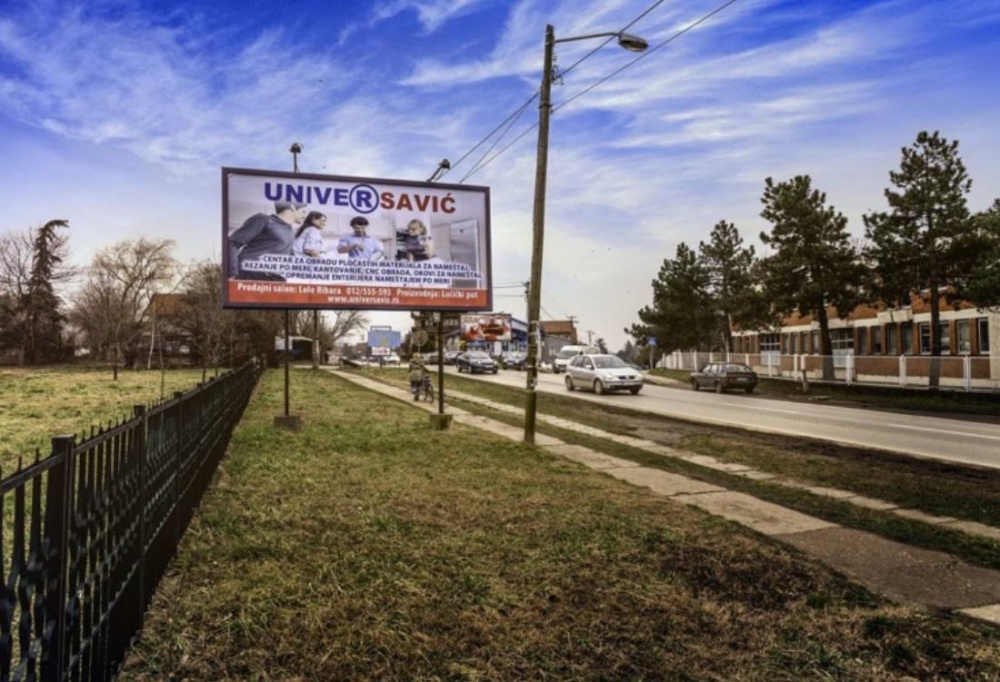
top-left (524, 25), bottom-right (648, 445)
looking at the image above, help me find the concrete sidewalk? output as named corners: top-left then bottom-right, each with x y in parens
top-left (332, 369), bottom-right (1000, 627)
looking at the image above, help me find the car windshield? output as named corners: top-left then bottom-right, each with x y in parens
top-left (556, 348), bottom-right (580, 359)
top-left (593, 356), bottom-right (629, 369)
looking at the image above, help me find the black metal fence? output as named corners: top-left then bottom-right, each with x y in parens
top-left (0, 358), bottom-right (262, 682)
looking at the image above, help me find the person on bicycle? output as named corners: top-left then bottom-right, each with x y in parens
top-left (408, 355), bottom-right (426, 401)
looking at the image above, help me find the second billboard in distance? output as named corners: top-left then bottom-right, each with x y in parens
top-left (223, 168), bottom-right (491, 311)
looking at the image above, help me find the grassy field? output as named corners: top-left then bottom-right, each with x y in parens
top-left (118, 369), bottom-right (999, 681)
top-left (0, 366), bottom-right (213, 468)
top-left (651, 368), bottom-right (1000, 418)
top-left (360, 368), bottom-right (1000, 572)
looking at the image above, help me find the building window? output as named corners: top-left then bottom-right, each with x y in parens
top-left (979, 318), bottom-right (991, 353)
top-left (886, 325), bottom-right (898, 355)
top-left (957, 320), bottom-right (971, 354)
top-left (760, 334), bottom-right (780, 353)
top-left (919, 322), bottom-right (951, 354)
top-left (857, 328), bottom-right (868, 355)
top-left (872, 327), bottom-right (883, 355)
top-left (901, 322), bottom-right (913, 355)
top-left (811, 330), bottom-right (820, 354)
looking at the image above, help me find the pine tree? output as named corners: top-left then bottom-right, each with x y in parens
top-left (25, 220), bottom-right (69, 364)
top-left (965, 199), bottom-right (1000, 310)
top-left (863, 131), bottom-right (974, 388)
top-left (630, 243), bottom-right (715, 352)
top-left (698, 220), bottom-right (768, 353)
top-left (760, 176), bottom-right (862, 380)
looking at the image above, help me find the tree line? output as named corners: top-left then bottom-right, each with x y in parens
top-left (629, 131), bottom-right (1000, 386)
top-left (0, 230), bottom-right (369, 375)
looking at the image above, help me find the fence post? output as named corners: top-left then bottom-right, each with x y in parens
top-left (899, 355), bottom-right (906, 387)
top-left (134, 404), bottom-right (147, 616)
top-left (767, 354), bottom-right (773, 377)
top-left (42, 434), bottom-right (75, 682)
top-left (846, 353), bottom-right (854, 385)
top-left (964, 355), bottom-right (972, 392)
top-left (173, 392), bottom-right (184, 543)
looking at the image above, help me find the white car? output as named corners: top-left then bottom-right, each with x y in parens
top-left (551, 344), bottom-right (599, 373)
top-left (565, 354), bottom-right (643, 395)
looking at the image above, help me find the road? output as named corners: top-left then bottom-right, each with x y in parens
top-left (436, 365), bottom-right (1000, 471)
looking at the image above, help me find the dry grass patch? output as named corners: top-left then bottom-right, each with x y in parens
top-left (0, 366), bottom-right (209, 467)
top-left (120, 370), bottom-right (1000, 681)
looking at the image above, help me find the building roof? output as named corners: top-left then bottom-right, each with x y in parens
top-left (540, 320), bottom-right (577, 339)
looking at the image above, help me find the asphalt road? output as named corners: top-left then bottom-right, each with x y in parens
top-left (440, 365), bottom-right (1000, 471)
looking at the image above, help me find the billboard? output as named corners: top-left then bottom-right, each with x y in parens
top-left (367, 328), bottom-right (402, 350)
top-left (222, 168), bottom-right (492, 311)
top-left (460, 313), bottom-right (512, 342)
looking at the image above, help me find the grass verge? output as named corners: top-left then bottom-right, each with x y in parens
top-left (359, 368), bottom-right (1000, 569)
top-left (119, 369), bottom-right (999, 681)
top-left (0, 366), bottom-right (211, 468)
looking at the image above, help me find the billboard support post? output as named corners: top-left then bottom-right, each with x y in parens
top-left (273, 144), bottom-right (303, 431)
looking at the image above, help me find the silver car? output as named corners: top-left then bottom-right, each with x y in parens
top-left (565, 354), bottom-right (643, 395)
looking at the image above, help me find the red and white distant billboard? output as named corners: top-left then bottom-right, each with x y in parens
top-left (222, 168), bottom-right (492, 311)
top-left (460, 313), bottom-right (512, 342)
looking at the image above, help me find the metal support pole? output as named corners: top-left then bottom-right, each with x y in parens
top-left (284, 309), bottom-right (291, 416)
top-left (524, 24), bottom-right (555, 446)
top-left (313, 310), bottom-right (320, 370)
top-left (438, 315), bottom-right (445, 414)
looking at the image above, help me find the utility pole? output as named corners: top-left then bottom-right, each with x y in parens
top-left (567, 315), bottom-right (578, 343)
top-left (586, 329), bottom-right (594, 346)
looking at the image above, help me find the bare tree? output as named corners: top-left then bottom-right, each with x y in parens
top-left (70, 238), bottom-right (176, 378)
top-left (173, 261), bottom-right (234, 379)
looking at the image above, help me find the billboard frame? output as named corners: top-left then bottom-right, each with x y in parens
top-left (221, 167), bottom-right (492, 312)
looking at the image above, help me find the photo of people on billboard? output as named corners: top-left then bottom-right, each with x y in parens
top-left (223, 168), bottom-right (492, 311)
top-left (460, 314), bottom-right (512, 342)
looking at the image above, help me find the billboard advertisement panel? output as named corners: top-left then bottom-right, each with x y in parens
top-left (367, 329), bottom-right (402, 350)
top-left (223, 168), bottom-right (492, 311)
top-left (460, 313), bottom-right (512, 342)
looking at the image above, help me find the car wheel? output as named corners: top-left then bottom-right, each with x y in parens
top-left (565, 376), bottom-right (575, 391)
top-left (629, 386), bottom-right (641, 395)
top-left (715, 381), bottom-right (725, 394)
top-left (492, 368), bottom-right (498, 374)
top-left (691, 379), bottom-right (700, 391)
top-left (594, 380), bottom-right (606, 395)
top-left (745, 386), bottom-right (755, 394)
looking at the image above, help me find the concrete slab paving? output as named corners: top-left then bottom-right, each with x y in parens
top-left (942, 520), bottom-right (1000, 542)
top-left (545, 444), bottom-right (641, 470)
top-left (959, 603), bottom-right (1000, 626)
top-left (894, 508), bottom-right (959, 525)
top-left (732, 470), bottom-right (778, 481)
top-left (674, 491), bottom-right (837, 536)
top-left (781, 527), bottom-right (1000, 610)
top-left (801, 485), bottom-right (857, 499)
top-left (607, 467), bottom-right (724, 496)
top-left (845, 495), bottom-right (899, 511)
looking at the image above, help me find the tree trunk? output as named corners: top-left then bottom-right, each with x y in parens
top-left (817, 305), bottom-right (834, 381)
top-left (929, 280), bottom-right (941, 390)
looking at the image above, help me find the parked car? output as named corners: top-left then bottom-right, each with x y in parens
top-left (384, 353), bottom-right (400, 365)
top-left (690, 362), bottom-right (758, 394)
top-left (564, 354), bottom-right (643, 395)
top-left (500, 351), bottom-right (527, 370)
top-left (423, 352), bottom-right (440, 365)
top-left (456, 351), bottom-right (499, 374)
top-left (552, 345), bottom-right (599, 373)
top-left (443, 350), bottom-right (462, 365)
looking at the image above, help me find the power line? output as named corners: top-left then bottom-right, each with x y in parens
top-left (437, 0), bottom-right (670, 183)
top-left (459, 0), bottom-right (741, 183)
top-left (554, 0), bottom-right (741, 115)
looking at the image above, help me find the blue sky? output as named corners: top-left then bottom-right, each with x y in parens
top-left (2, 0), bottom-right (999, 349)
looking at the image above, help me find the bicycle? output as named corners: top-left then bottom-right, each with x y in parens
top-left (421, 374), bottom-right (435, 402)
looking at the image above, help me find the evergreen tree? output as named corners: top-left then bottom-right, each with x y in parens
top-left (863, 131), bottom-right (975, 388)
top-left (965, 199), bottom-right (1000, 309)
top-left (698, 220), bottom-right (768, 353)
top-left (24, 220), bottom-right (69, 363)
top-left (760, 175), bottom-right (862, 380)
top-left (630, 243), bottom-right (715, 352)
